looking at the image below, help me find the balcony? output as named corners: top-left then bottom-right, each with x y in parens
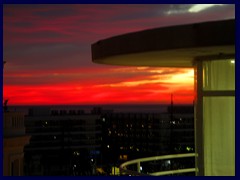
top-left (119, 153), bottom-right (196, 176)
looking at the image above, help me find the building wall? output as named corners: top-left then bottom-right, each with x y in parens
top-left (3, 111), bottom-right (30, 176)
top-left (24, 107), bottom-right (101, 175)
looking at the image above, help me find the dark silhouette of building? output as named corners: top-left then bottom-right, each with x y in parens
top-left (99, 105), bottom-right (194, 174)
top-left (23, 105), bottom-right (194, 176)
top-left (24, 107), bottom-right (101, 176)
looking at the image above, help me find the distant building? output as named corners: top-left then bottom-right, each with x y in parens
top-left (23, 105), bottom-right (194, 176)
top-left (24, 107), bottom-right (101, 175)
top-left (99, 105), bottom-right (194, 173)
top-left (167, 106), bottom-right (194, 154)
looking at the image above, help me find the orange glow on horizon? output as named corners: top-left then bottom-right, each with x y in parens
top-left (3, 67), bottom-right (194, 106)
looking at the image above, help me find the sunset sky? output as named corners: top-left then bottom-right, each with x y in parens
top-left (3, 4), bottom-right (235, 105)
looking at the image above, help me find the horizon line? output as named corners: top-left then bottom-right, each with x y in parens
top-left (8, 103), bottom-right (194, 106)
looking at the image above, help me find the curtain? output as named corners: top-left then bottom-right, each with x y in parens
top-left (203, 97), bottom-right (235, 176)
top-left (203, 60), bottom-right (235, 91)
top-left (202, 59), bottom-right (235, 176)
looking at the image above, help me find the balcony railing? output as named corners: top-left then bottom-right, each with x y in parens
top-left (120, 153), bottom-right (197, 176)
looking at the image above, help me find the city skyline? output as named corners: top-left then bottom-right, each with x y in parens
top-left (3, 4), bottom-right (235, 105)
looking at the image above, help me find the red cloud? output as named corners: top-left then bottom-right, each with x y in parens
top-left (3, 67), bottom-right (194, 105)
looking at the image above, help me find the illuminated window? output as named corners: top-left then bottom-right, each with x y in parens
top-left (119, 155), bottom-right (128, 161)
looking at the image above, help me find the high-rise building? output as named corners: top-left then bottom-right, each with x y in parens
top-left (24, 107), bottom-right (101, 175)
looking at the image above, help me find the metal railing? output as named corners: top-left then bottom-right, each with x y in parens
top-left (120, 153), bottom-right (197, 176)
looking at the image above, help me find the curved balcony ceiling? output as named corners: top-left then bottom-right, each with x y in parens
top-left (91, 19), bottom-right (235, 67)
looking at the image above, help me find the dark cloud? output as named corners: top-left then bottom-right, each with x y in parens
top-left (4, 4), bottom-right (234, 69)
top-left (33, 6), bottom-right (77, 18)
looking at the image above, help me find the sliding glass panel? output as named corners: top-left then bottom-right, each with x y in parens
top-left (203, 59), bottom-right (235, 91)
top-left (203, 97), bottom-right (235, 176)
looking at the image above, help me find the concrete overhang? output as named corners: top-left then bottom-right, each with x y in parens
top-left (91, 19), bottom-right (235, 67)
